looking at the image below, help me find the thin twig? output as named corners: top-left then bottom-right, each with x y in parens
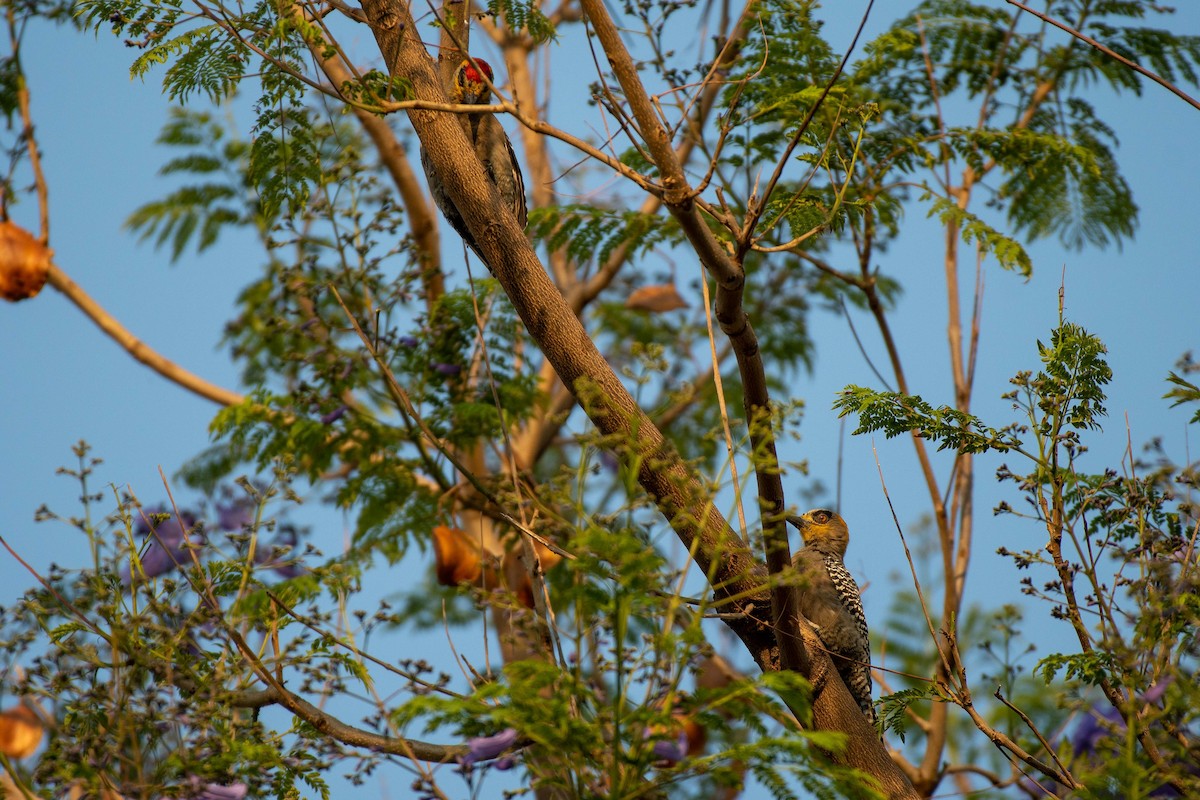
top-left (738, 0), bottom-right (875, 256)
top-left (1005, 0), bottom-right (1200, 112)
top-left (9, 8), bottom-right (49, 240)
top-left (871, 444), bottom-right (956, 682)
top-left (995, 686), bottom-right (1072, 781)
top-left (700, 266), bottom-right (748, 541)
top-left (837, 294), bottom-right (893, 392)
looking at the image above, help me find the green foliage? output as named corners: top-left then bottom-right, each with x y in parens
top-left (487, 0), bottom-right (556, 43)
top-left (839, 0), bottom-right (1200, 266)
top-left (136, 24), bottom-right (244, 103)
top-left (998, 100), bottom-right (1136, 250)
top-left (1009, 321), bottom-right (1112, 436)
top-left (80, 0), bottom-right (326, 220)
top-left (527, 204), bottom-right (680, 268)
top-left (248, 41), bottom-right (319, 221)
top-left (393, 284), bottom-right (542, 443)
top-left (1, 450), bottom-right (320, 798)
top-left (16, 0), bottom-right (1200, 796)
top-left (1036, 651), bottom-right (1118, 686)
top-left (80, 0), bottom-right (247, 104)
top-left (833, 386), bottom-right (1018, 453)
top-left (1164, 357), bottom-right (1200, 423)
top-left (985, 331), bottom-right (1198, 794)
top-left (924, 195), bottom-right (1032, 276)
top-left (338, 69), bottom-right (413, 107)
top-left (0, 54), bottom-right (21, 123)
top-left (125, 109), bottom-right (257, 260)
top-left (723, 0), bottom-right (840, 169)
top-left (374, 513), bottom-right (886, 799)
top-left (877, 686), bottom-right (940, 744)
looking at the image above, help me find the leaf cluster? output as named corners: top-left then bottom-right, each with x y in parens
top-left (833, 385), bottom-right (1018, 454)
top-left (1, 464), bottom-right (326, 798)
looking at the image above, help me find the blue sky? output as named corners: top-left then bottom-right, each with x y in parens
top-left (2, 1), bottom-right (1199, 796)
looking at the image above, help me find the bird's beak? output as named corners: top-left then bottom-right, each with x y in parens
top-left (785, 514), bottom-right (807, 533)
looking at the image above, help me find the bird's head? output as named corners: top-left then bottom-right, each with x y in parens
top-left (787, 508), bottom-right (850, 557)
top-left (453, 58), bottom-right (495, 104)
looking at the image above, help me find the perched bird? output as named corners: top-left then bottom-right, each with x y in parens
top-left (420, 58), bottom-right (528, 267)
top-left (787, 508), bottom-right (875, 725)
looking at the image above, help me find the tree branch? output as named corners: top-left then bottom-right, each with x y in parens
top-left (1005, 0), bottom-right (1200, 112)
top-left (45, 263), bottom-right (244, 408)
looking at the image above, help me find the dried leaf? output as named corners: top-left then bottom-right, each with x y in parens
top-left (626, 283), bottom-right (687, 313)
top-left (432, 525), bottom-right (496, 587)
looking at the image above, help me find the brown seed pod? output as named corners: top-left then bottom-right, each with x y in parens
top-left (432, 526), bottom-right (498, 588)
top-left (0, 705), bottom-right (43, 759)
top-left (432, 525), bottom-right (481, 586)
top-left (0, 222), bottom-right (52, 302)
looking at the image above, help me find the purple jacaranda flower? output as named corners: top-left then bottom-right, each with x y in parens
top-left (398, 335), bottom-right (420, 348)
top-left (1142, 677), bottom-right (1173, 704)
top-left (650, 731), bottom-right (688, 765)
top-left (598, 450), bottom-right (619, 474)
top-left (121, 510), bottom-right (204, 585)
top-left (319, 404), bottom-right (349, 425)
top-left (432, 362), bottom-right (462, 377)
top-left (215, 499), bottom-right (255, 533)
top-left (459, 728), bottom-right (518, 766)
top-left (183, 777), bottom-right (248, 800)
top-left (1070, 703), bottom-right (1124, 757)
top-left (493, 756), bottom-right (516, 771)
top-left (1022, 678), bottom-right (1180, 795)
top-left (1071, 678), bottom-right (1174, 758)
top-left (194, 783), bottom-right (247, 800)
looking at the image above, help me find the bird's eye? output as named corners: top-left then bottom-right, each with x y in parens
top-left (814, 511), bottom-right (830, 524)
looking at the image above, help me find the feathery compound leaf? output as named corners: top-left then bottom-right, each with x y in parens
top-left (834, 386), bottom-right (1018, 453)
top-left (924, 195), bottom-right (1032, 276)
top-left (125, 109), bottom-right (255, 260)
top-left (249, 46), bottom-right (319, 221)
top-left (1036, 651), bottom-right (1118, 686)
top-left (1164, 372), bottom-right (1200, 424)
top-left (487, 0), bottom-right (556, 43)
top-left (1031, 322), bottom-right (1112, 431)
top-left (158, 26), bottom-right (247, 103)
top-left (526, 205), bottom-right (679, 267)
top-left (998, 101), bottom-right (1136, 250)
top-left (877, 686), bottom-right (940, 743)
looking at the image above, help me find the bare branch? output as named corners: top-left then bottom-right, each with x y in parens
top-left (45, 263), bottom-right (244, 408)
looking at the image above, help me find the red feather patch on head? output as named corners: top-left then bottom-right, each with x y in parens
top-left (461, 58), bottom-right (494, 85)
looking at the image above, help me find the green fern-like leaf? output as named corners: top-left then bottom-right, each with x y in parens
top-left (125, 109), bottom-right (255, 260)
top-left (877, 686), bottom-right (940, 743)
top-left (527, 205), bottom-right (679, 267)
top-left (487, 0), bottom-right (556, 43)
top-left (834, 386), bottom-right (1019, 454)
top-left (924, 194), bottom-right (1032, 276)
top-left (248, 54), bottom-right (319, 221)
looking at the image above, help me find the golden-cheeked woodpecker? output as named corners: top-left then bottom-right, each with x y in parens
top-left (420, 58), bottom-right (528, 266)
top-left (787, 508), bottom-right (875, 725)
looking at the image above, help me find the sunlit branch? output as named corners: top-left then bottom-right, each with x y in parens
top-left (1006, 0), bottom-right (1200, 112)
top-left (45, 263), bottom-right (244, 407)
